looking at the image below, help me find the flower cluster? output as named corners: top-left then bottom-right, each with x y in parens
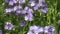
top-left (28, 0), bottom-right (48, 13)
top-left (4, 21), bottom-right (26, 30)
top-left (4, 22), bottom-right (14, 30)
top-left (27, 25), bottom-right (55, 34)
top-left (5, 0), bottom-right (48, 21)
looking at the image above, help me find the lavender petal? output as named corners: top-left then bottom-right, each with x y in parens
top-left (0, 30), bottom-right (2, 34)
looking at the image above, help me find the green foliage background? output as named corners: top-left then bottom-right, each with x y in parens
top-left (0, 0), bottom-right (59, 34)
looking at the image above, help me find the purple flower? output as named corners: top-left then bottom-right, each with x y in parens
top-left (0, 30), bottom-right (2, 34)
top-left (27, 8), bottom-right (33, 14)
top-left (29, 25), bottom-right (39, 31)
top-left (24, 8), bottom-right (33, 21)
top-left (24, 6), bottom-right (29, 11)
top-left (13, 5), bottom-right (22, 12)
top-left (33, 2), bottom-right (42, 10)
top-left (37, 27), bottom-right (44, 32)
top-left (38, 0), bottom-right (48, 13)
top-left (27, 31), bottom-right (34, 34)
top-left (23, 7), bottom-right (33, 14)
top-left (44, 25), bottom-right (55, 34)
top-left (13, 0), bottom-right (18, 3)
top-left (48, 25), bottom-right (55, 32)
top-left (34, 27), bottom-right (44, 34)
top-left (17, 5), bottom-right (22, 9)
top-left (18, 0), bottom-right (25, 4)
top-left (33, 0), bottom-right (48, 11)
top-left (9, 1), bottom-right (14, 6)
top-left (16, 10), bottom-right (21, 14)
top-left (28, 14), bottom-right (33, 21)
top-left (20, 6), bottom-right (29, 14)
top-left (38, 3), bottom-right (43, 7)
top-left (28, 0), bottom-right (36, 7)
top-left (13, 6), bottom-right (18, 11)
top-left (27, 25), bottom-right (44, 34)
top-left (24, 15), bottom-right (29, 21)
top-left (38, 0), bottom-right (44, 3)
top-left (20, 21), bottom-right (26, 27)
top-left (5, 8), bottom-right (12, 13)
top-left (34, 4), bottom-right (39, 10)
top-left (27, 25), bottom-right (39, 34)
top-left (41, 7), bottom-right (48, 13)
top-left (37, 0), bottom-right (45, 7)
top-left (27, 25), bottom-right (55, 34)
top-left (15, 10), bottom-right (21, 14)
top-left (44, 26), bottom-right (49, 33)
top-left (48, 25), bottom-right (55, 34)
top-left (42, 2), bottom-right (47, 7)
top-left (21, 10), bottom-right (27, 14)
top-left (24, 13), bottom-right (33, 21)
top-left (4, 22), bottom-right (14, 30)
